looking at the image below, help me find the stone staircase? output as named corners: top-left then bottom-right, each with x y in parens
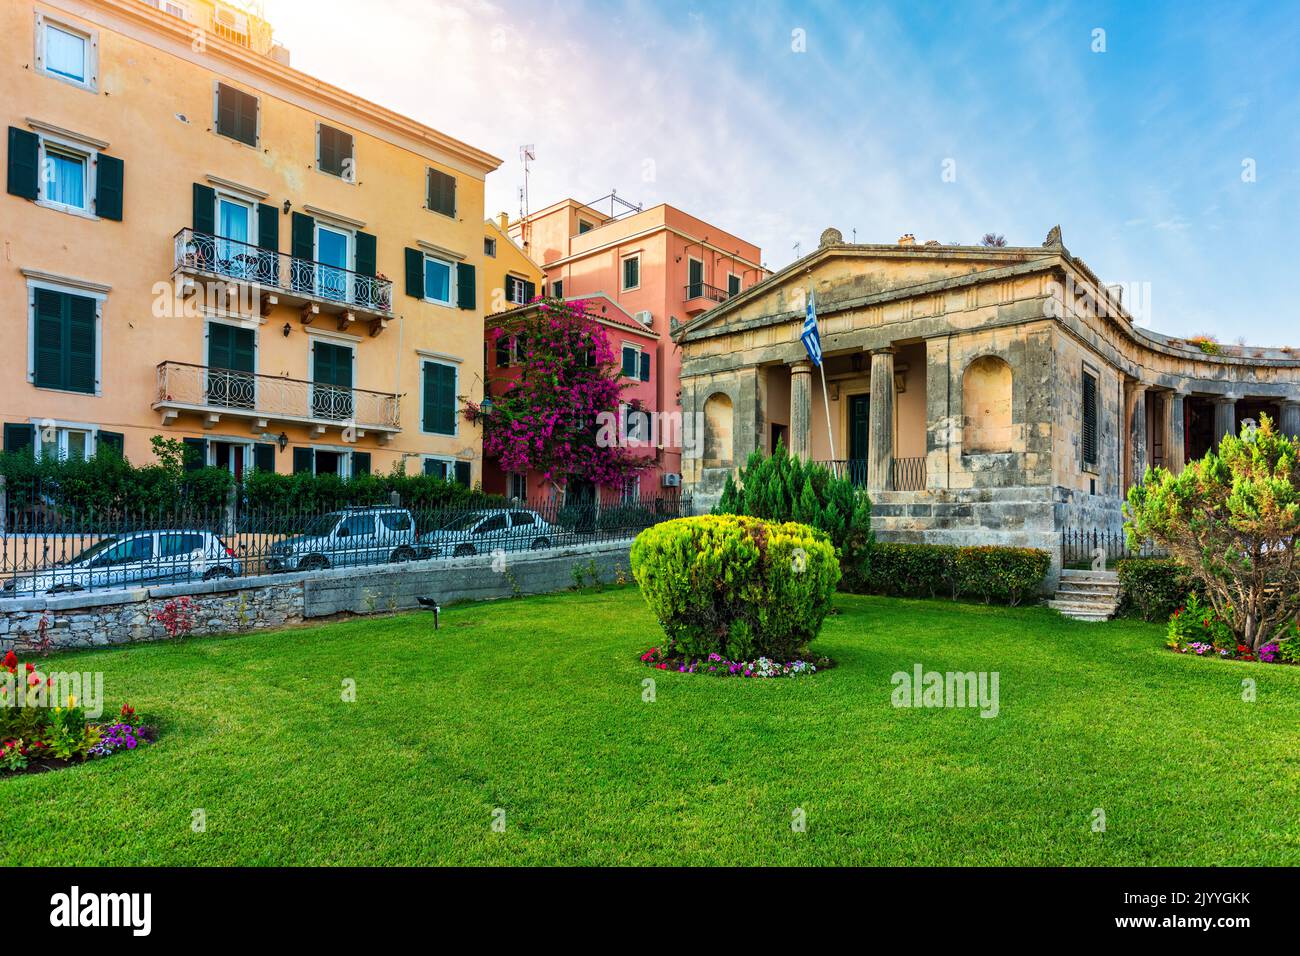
top-left (1047, 569), bottom-right (1122, 622)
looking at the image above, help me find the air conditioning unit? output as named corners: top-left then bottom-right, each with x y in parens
top-left (661, 473), bottom-right (681, 488)
top-left (633, 310), bottom-right (653, 327)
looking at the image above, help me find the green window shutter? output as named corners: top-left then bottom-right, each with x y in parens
top-left (216, 84), bottom-right (237, 137)
top-left (292, 447), bottom-right (314, 474)
top-left (352, 452), bottom-right (371, 476)
top-left (453, 461), bottom-right (471, 487)
top-left (94, 153), bottom-right (124, 221)
top-left (427, 169), bottom-right (456, 217)
top-left (421, 458), bottom-right (442, 478)
top-left (253, 442), bottom-right (275, 472)
top-left (3, 423), bottom-right (34, 454)
top-left (523, 280), bottom-right (536, 302)
top-left (456, 262), bottom-right (475, 310)
top-left (224, 87), bottom-right (259, 146)
top-left (182, 437), bottom-right (207, 472)
top-left (7, 127), bottom-right (39, 200)
top-left (405, 247), bottom-right (423, 298)
top-left (96, 431), bottom-right (124, 457)
top-left (504, 275), bottom-right (517, 302)
top-left (66, 294), bottom-right (97, 393)
top-left (355, 231), bottom-right (376, 277)
top-left (495, 335), bottom-right (511, 368)
top-left (423, 362), bottom-right (456, 435)
top-left (291, 212), bottom-right (315, 292)
top-left (193, 183), bottom-right (216, 234)
top-left (257, 203), bottom-right (278, 251)
top-left (621, 348), bottom-right (637, 378)
top-left (209, 323), bottom-right (255, 373)
top-left (639, 351), bottom-right (650, 382)
top-left (34, 288), bottom-right (65, 389)
top-left (318, 124), bottom-right (337, 174)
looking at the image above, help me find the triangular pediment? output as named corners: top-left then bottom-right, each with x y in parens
top-left (678, 242), bottom-right (1060, 341)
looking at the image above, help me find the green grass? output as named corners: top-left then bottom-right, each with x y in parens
top-left (4, 587), bottom-right (1298, 865)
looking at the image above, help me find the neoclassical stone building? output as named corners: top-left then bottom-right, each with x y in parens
top-left (675, 227), bottom-right (1300, 565)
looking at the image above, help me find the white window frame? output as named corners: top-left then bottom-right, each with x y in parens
top-left (212, 80), bottom-right (261, 148)
top-left (35, 133), bottom-right (97, 218)
top-left (25, 275), bottom-right (107, 397)
top-left (34, 12), bottom-right (98, 92)
top-left (506, 274), bottom-right (530, 305)
top-left (314, 121), bottom-right (356, 183)
top-left (206, 436), bottom-right (255, 475)
top-left (204, 315), bottom-right (260, 406)
top-left (621, 254), bottom-right (641, 292)
top-left (314, 220), bottom-right (355, 300)
top-left (311, 446), bottom-right (355, 479)
top-left (621, 343), bottom-right (642, 379)
top-left (422, 253), bottom-right (457, 307)
top-left (421, 455), bottom-right (457, 480)
top-left (621, 475), bottom-right (641, 502)
top-left (507, 472), bottom-right (527, 502)
top-left (32, 419), bottom-right (98, 462)
top-left (145, 0), bottom-right (191, 21)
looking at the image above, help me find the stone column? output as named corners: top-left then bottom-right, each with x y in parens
top-left (1128, 383), bottom-right (1148, 489)
top-left (867, 347), bottom-right (895, 491)
top-left (1164, 391), bottom-right (1185, 474)
top-left (1212, 395), bottom-right (1236, 446)
top-left (1279, 399), bottom-right (1300, 438)
top-left (789, 361), bottom-right (812, 459)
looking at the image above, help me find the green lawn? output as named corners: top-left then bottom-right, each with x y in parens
top-left (4, 587), bottom-right (1298, 865)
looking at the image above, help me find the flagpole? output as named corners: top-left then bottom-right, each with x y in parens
top-left (819, 360), bottom-right (836, 463)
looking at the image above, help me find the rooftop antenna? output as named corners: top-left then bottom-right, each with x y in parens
top-left (519, 144), bottom-right (535, 247)
top-left (793, 240), bottom-right (802, 258)
top-left (852, 228), bottom-right (857, 243)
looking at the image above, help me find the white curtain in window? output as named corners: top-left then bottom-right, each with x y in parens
top-left (46, 151), bottom-right (85, 208)
top-left (45, 26), bottom-right (86, 80)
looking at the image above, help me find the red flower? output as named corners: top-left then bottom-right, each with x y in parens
top-left (2, 651), bottom-right (15, 668)
top-left (24, 662), bottom-right (34, 673)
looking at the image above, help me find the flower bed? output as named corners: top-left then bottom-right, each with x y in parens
top-left (1, 651), bottom-right (155, 777)
top-left (638, 646), bottom-right (833, 678)
top-left (1166, 595), bottom-right (1300, 665)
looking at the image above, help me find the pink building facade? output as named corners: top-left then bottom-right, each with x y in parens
top-left (508, 199), bottom-right (766, 497)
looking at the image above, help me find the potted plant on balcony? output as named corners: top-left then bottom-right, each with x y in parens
top-left (374, 273), bottom-right (392, 312)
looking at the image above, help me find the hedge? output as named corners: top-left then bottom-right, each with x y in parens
top-left (630, 514), bottom-right (840, 660)
top-left (864, 542), bottom-right (1050, 606)
top-left (1116, 558), bottom-right (1205, 622)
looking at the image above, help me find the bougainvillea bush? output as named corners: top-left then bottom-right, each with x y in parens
top-left (0, 651), bottom-right (153, 776)
top-left (465, 297), bottom-right (647, 493)
top-left (630, 514), bottom-right (840, 664)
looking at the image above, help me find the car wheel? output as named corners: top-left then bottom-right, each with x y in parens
top-left (203, 567), bottom-right (236, 581)
top-left (530, 537), bottom-right (550, 550)
top-left (299, 555), bottom-right (330, 572)
top-left (48, 583), bottom-right (83, 595)
top-left (389, 546), bottom-right (416, 563)
top-left (453, 544), bottom-right (476, 558)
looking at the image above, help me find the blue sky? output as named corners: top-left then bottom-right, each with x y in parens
top-left (269, 0), bottom-right (1300, 342)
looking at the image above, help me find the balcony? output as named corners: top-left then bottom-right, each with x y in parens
top-left (172, 229), bottom-right (394, 335)
top-left (683, 281), bottom-right (730, 315)
top-left (154, 362), bottom-right (401, 442)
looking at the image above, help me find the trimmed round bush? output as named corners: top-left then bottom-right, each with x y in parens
top-left (630, 514), bottom-right (840, 661)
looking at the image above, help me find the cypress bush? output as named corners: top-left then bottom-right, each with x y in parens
top-left (714, 441), bottom-right (872, 590)
top-left (1116, 558), bottom-right (1204, 622)
top-left (630, 514), bottom-right (840, 661)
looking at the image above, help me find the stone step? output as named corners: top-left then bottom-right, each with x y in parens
top-left (1047, 597), bottom-right (1119, 621)
top-left (1057, 580), bottom-right (1121, 595)
top-left (1060, 569), bottom-right (1119, 582)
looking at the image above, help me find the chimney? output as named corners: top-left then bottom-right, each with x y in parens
top-left (897, 233), bottom-right (916, 247)
top-left (269, 44), bottom-right (290, 67)
top-left (498, 212), bottom-right (509, 233)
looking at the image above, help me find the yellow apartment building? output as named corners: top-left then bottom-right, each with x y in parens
top-left (1, 0), bottom-right (502, 484)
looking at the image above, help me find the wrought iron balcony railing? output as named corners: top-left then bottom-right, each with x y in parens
top-left (816, 457), bottom-right (927, 490)
top-left (154, 362), bottom-right (401, 436)
top-left (173, 228), bottom-right (394, 318)
top-left (684, 282), bottom-right (730, 303)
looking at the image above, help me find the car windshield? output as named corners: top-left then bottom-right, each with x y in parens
top-left (303, 513), bottom-right (343, 537)
top-left (439, 513), bottom-right (488, 532)
top-left (64, 538), bottom-right (119, 565)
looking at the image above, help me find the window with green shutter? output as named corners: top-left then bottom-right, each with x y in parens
top-left (32, 287), bottom-right (97, 393)
top-left (426, 168), bottom-right (456, 218)
top-left (317, 123), bottom-right (354, 180)
top-left (215, 82), bottom-right (259, 146)
top-left (422, 361), bottom-right (457, 435)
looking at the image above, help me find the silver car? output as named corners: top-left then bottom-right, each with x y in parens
top-left (418, 509), bottom-right (558, 558)
top-left (2, 530), bottom-right (242, 596)
top-left (265, 507), bottom-right (418, 572)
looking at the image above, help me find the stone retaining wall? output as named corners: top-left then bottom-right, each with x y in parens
top-left (0, 540), bottom-right (635, 654)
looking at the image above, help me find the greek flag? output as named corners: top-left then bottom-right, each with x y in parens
top-left (800, 289), bottom-right (822, 367)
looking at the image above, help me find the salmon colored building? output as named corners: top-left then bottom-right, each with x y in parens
top-left (1, 0), bottom-right (502, 485)
top-left (507, 198), bottom-right (766, 495)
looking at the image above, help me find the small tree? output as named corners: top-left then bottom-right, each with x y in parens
top-left (1125, 415), bottom-right (1300, 650)
top-left (715, 440), bottom-right (873, 589)
top-left (980, 233), bottom-right (1008, 247)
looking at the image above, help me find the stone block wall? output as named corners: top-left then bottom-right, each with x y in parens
top-left (0, 540), bottom-right (636, 654)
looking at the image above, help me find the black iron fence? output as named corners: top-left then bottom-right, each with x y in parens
top-left (1061, 527), bottom-right (1167, 569)
top-left (890, 456), bottom-right (927, 491)
top-left (0, 494), bottom-right (689, 599)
